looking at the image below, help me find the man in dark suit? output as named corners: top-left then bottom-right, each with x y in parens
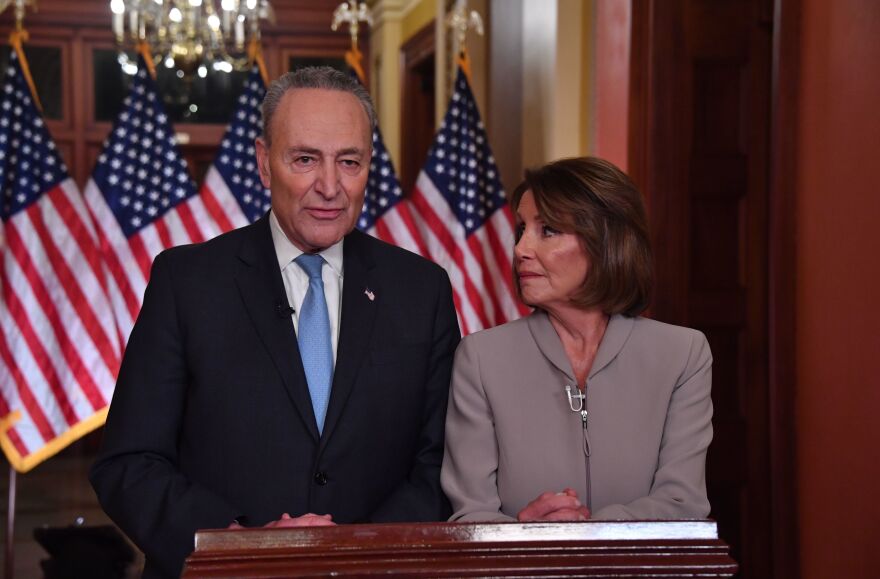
top-left (90, 67), bottom-right (460, 578)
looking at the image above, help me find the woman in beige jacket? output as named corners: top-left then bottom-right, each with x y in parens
top-left (441, 157), bottom-right (713, 522)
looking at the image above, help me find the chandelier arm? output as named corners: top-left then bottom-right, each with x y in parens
top-left (113, 0), bottom-right (274, 77)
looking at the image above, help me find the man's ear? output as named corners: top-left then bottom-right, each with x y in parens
top-left (255, 137), bottom-right (271, 188)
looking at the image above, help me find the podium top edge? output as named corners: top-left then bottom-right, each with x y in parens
top-left (194, 520), bottom-right (721, 552)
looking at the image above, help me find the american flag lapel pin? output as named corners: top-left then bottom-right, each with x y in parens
top-left (364, 287), bottom-right (375, 302)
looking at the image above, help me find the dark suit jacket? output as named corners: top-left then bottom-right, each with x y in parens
top-left (90, 215), bottom-right (460, 578)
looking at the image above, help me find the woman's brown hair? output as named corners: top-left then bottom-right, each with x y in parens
top-left (511, 156), bottom-right (653, 317)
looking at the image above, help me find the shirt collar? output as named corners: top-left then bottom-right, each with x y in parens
top-left (269, 209), bottom-right (345, 277)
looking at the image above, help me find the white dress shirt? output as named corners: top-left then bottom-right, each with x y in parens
top-left (269, 211), bottom-right (344, 364)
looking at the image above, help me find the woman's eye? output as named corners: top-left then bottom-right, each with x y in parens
top-left (542, 225), bottom-right (560, 237)
top-left (514, 223), bottom-right (525, 241)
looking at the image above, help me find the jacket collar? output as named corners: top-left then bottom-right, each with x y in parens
top-left (235, 219), bottom-right (381, 443)
top-left (526, 309), bottom-right (635, 383)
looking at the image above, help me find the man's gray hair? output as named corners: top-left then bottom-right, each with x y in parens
top-left (261, 66), bottom-right (377, 145)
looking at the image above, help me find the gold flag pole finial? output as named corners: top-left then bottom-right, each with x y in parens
top-left (446, 0), bottom-right (484, 83)
top-left (331, 1), bottom-right (372, 85)
top-left (4, 0), bottom-right (43, 111)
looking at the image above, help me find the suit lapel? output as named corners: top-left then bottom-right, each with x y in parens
top-left (234, 215), bottom-right (320, 442)
top-left (319, 230), bottom-right (378, 446)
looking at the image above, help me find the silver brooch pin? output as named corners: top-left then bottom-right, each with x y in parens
top-left (364, 287), bottom-right (375, 301)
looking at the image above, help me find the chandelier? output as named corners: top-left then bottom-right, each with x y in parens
top-left (109, 0), bottom-right (274, 77)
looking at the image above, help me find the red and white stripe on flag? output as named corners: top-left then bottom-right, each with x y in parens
top-left (410, 68), bottom-right (529, 335)
top-left (1, 50), bottom-right (121, 472)
top-left (197, 67), bottom-right (269, 231)
top-left (83, 57), bottom-right (223, 343)
top-left (358, 127), bottom-right (429, 257)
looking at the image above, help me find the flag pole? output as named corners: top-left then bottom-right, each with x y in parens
top-left (136, 41), bottom-right (157, 80)
top-left (345, 46), bottom-right (366, 86)
top-left (8, 32), bottom-right (42, 112)
top-left (4, 7), bottom-right (37, 575)
top-left (247, 38), bottom-right (270, 86)
top-left (4, 465), bottom-right (15, 579)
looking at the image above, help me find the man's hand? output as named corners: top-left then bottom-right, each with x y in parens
top-left (264, 513), bottom-right (337, 528)
top-left (516, 488), bottom-right (591, 522)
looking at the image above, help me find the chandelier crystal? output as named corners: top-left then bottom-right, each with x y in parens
top-left (109, 0), bottom-right (274, 76)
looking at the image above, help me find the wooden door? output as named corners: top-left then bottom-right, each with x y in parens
top-left (629, 0), bottom-right (785, 577)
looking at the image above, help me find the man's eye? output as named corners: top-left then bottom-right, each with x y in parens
top-left (295, 156), bottom-right (315, 165)
top-left (339, 159), bottom-right (361, 173)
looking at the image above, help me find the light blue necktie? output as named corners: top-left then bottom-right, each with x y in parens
top-left (294, 254), bottom-right (333, 434)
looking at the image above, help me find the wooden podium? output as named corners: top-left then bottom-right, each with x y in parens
top-left (183, 520), bottom-right (737, 577)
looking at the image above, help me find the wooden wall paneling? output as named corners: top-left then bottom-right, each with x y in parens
top-left (261, 35), bottom-right (280, 80)
top-left (82, 35), bottom-right (115, 188)
top-left (83, 36), bottom-right (116, 130)
top-left (267, 0), bottom-right (358, 35)
top-left (689, 1), bottom-right (773, 575)
top-left (742, 1), bottom-right (774, 576)
top-left (399, 21), bottom-right (436, 195)
top-left (70, 29), bottom-right (90, 187)
top-left (10, 0), bottom-right (114, 28)
top-left (279, 35), bottom-right (353, 74)
top-left (767, 0), bottom-right (801, 576)
top-left (629, 0), bottom-right (782, 577)
top-left (629, 0), bottom-right (690, 325)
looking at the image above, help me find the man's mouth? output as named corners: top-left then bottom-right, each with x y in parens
top-left (306, 208), bottom-right (344, 220)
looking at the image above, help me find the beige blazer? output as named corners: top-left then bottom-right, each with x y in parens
top-left (441, 310), bottom-right (713, 521)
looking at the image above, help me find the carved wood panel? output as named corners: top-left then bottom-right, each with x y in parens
top-left (629, 0), bottom-right (776, 577)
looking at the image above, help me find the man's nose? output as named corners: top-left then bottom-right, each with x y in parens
top-left (314, 161), bottom-right (338, 199)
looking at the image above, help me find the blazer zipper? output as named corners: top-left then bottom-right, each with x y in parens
top-left (580, 383), bottom-right (592, 511)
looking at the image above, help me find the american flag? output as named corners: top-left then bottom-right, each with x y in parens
top-left (84, 56), bottom-right (222, 342)
top-left (199, 66), bottom-right (270, 230)
top-left (0, 50), bottom-right (121, 472)
top-left (358, 123), bottom-right (427, 255)
top-left (410, 68), bottom-right (529, 335)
